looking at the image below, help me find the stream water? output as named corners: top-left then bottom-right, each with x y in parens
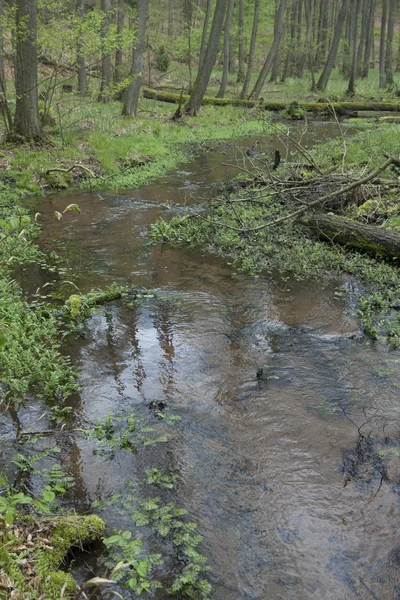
top-left (20, 123), bottom-right (400, 599)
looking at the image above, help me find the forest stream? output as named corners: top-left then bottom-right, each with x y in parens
top-left (16, 122), bottom-right (400, 599)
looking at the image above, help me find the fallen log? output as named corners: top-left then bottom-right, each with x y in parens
top-left (143, 87), bottom-right (400, 115)
top-left (299, 212), bottom-right (400, 258)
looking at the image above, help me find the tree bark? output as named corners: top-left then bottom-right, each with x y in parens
top-left (114, 0), bottom-right (125, 84)
top-left (346, 0), bottom-right (360, 95)
top-left (316, 0), bottom-right (350, 91)
top-left (304, 0), bottom-right (316, 90)
top-left (13, 0), bottom-right (43, 141)
top-left (316, 0), bottom-right (330, 67)
top-left (217, 0), bottom-right (234, 97)
top-left (0, 0), bottom-right (11, 130)
top-left (76, 0), bottom-right (87, 95)
top-left (240, 0), bottom-right (260, 98)
top-left (184, 0), bottom-right (227, 115)
top-left (362, 0), bottom-right (375, 77)
top-left (300, 212), bottom-right (400, 258)
top-left (198, 0), bottom-right (212, 71)
top-left (237, 0), bottom-right (245, 82)
top-left (249, 0), bottom-right (287, 99)
top-left (122, 0), bottom-right (148, 117)
top-left (385, 0), bottom-right (397, 85)
top-left (98, 0), bottom-right (112, 102)
top-left (379, 0), bottom-right (388, 87)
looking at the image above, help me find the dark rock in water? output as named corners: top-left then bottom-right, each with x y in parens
top-left (149, 400), bottom-right (167, 411)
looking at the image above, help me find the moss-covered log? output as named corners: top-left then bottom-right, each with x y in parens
top-left (143, 88), bottom-right (400, 115)
top-left (0, 514), bottom-right (105, 598)
top-left (300, 212), bottom-right (400, 258)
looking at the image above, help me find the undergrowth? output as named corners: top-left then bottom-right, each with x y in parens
top-left (151, 185), bottom-right (400, 347)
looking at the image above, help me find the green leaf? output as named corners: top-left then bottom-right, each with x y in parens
top-left (63, 204), bottom-right (81, 214)
top-left (43, 490), bottom-right (55, 503)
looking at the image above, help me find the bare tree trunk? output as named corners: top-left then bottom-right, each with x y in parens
top-left (385, 0), bottom-right (397, 84)
top-left (356, 0), bottom-right (368, 72)
top-left (183, 0), bottom-right (194, 92)
top-left (199, 0), bottom-right (212, 70)
top-left (0, 0), bottom-right (11, 130)
top-left (304, 0), bottom-right (316, 90)
top-left (229, 35), bottom-right (235, 73)
top-left (98, 0), bottom-right (112, 102)
top-left (76, 0), bottom-right (87, 94)
top-left (316, 0), bottom-right (329, 66)
top-left (114, 0), bottom-right (125, 84)
top-left (13, 0), bottom-right (43, 141)
top-left (217, 0), bottom-right (234, 97)
top-left (316, 0), bottom-right (349, 91)
top-left (249, 0), bottom-right (287, 99)
top-left (362, 0), bottom-right (375, 77)
top-left (122, 0), bottom-right (148, 117)
top-left (240, 0), bottom-right (260, 98)
top-left (379, 0), bottom-right (388, 87)
top-left (237, 0), bottom-right (245, 81)
top-left (346, 0), bottom-right (360, 95)
top-left (184, 0), bottom-right (227, 115)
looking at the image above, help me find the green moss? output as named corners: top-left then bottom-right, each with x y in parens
top-left (68, 294), bottom-right (82, 319)
top-left (35, 515), bottom-right (105, 575)
top-left (0, 515), bottom-right (105, 599)
top-left (44, 170), bottom-right (73, 190)
top-left (42, 571), bottom-right (76, 597)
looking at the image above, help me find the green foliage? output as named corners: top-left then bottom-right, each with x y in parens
top-left (87, 409), bottom-right (170, 457)
top-left (151, 179), bottom-right (400, 347)
top-left (133, 498), bottom-right (212, 598)
top-left (104, 531), bottom-right (162, 595)
top-left (155, 46), bottom-right (170, 73)
top-left (0, 277), bottom-right (77, 403)
top-left (0, 491), bottom-right (32, 526)
top-left (146, 468), bottom-right (179, 489)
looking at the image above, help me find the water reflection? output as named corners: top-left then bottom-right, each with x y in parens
top-left (27, 126), bottom-right (400, 599)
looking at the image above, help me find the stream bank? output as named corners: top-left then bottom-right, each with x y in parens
top-left (2, 122), bottom-right (400, 599)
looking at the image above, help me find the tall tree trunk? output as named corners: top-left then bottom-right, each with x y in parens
top-left (198, 0), bottom-right (212, 70)
top-left (183, 0), bottom-right (194, 91)
top-left (249, 0), bottom-right (287, 99)
top-left (240, 0), bottom-right (260, 98)
top-left (98, 0), bottom-right (112, 102)
top-left (76, 0), bottom-right (87, 94)
top-left (122, 0), bottom-right (148, 117)
top-left (316, 0), bottom-right (330, 67)
top-left (379, 0), bottom-right (388, 87)
top-left (316, 0), bottom-right (349, 91)
top-left (356, 0), bottom-right (368, 72)
top-left (385, 0), bottom-right (396, 84)
top-left (346, 0), bottom-right (360, 95)
top-left (114, 0), bottom-right (125, 84)
top-left (0, 0), bottom-right (11, 130)
top-left (217, 0), bottom-right (234, 97)
top-left (13, 0), bottom-right (43, 141)
top-left (229, 35), bottom-right (235, 73)
top-left (362, 0), bottom-right (375, 77)
top-left (304, 0), bottom-right (316, 90)
top-left (184, 0), bottom-right (227, 115)
top-left (237, 0), bottom-right (245, 81)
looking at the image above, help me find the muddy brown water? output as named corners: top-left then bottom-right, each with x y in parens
top-left (18, 123), bottom-right (400, 598)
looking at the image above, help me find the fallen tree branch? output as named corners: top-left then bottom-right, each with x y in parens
top-left (143, 87), bottom-right (400, 115)
top-left (45, 164), bottom-right (95, 178)
top-left (300, 212), bottom-right (400, 258)
top-left (248, 155), bottom-right (398, 232)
